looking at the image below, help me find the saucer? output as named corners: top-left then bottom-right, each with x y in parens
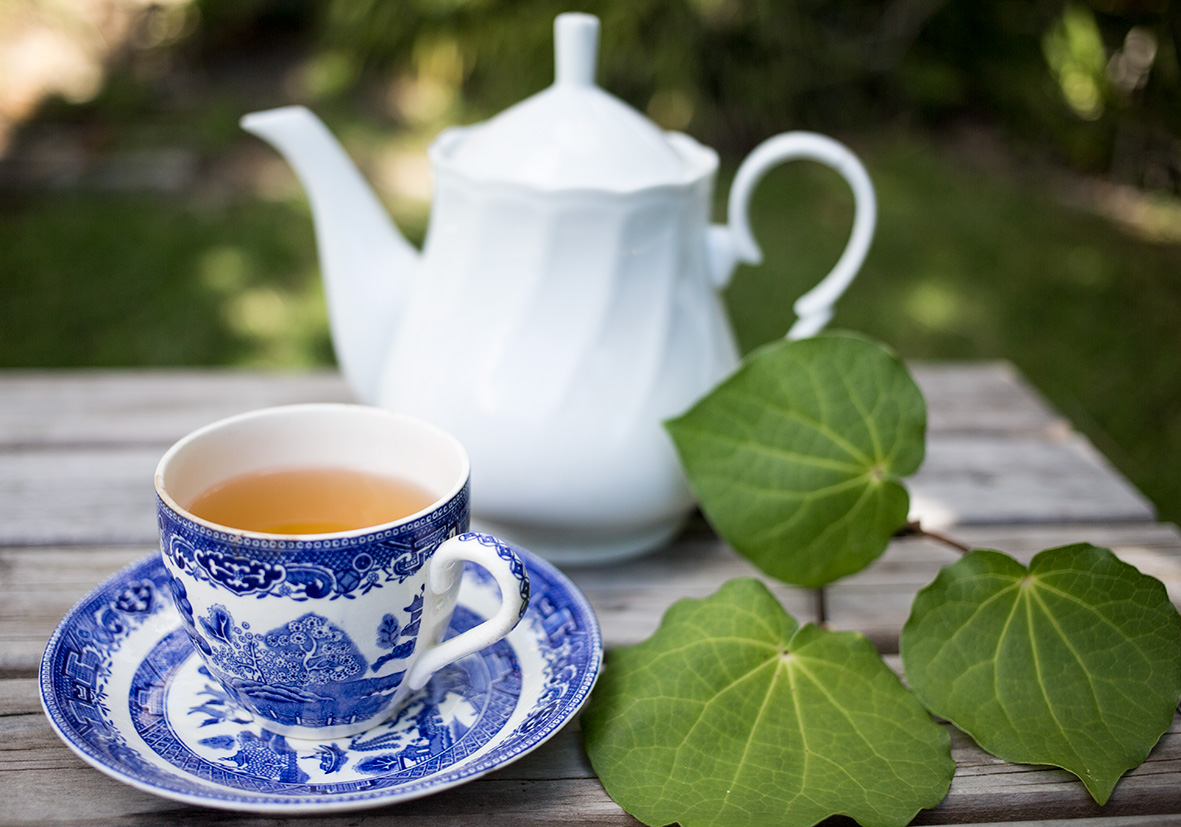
top-left (40, 549), bottom-right (601, 814)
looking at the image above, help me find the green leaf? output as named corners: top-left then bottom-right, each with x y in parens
top-left (665, 333), bottom-right (926, 588)
top-left (582, 578), bottom-right (954, 827)
top-left (901, 543), bottom-right (1181, 804)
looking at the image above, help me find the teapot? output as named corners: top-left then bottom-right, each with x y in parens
top-left (240, 12), bottom-right (875, 564)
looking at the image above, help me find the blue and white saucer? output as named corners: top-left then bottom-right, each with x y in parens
top-left (40, 549), bottom-right (601, 813)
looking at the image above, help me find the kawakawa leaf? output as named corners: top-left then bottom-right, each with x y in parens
top-left (901, 543), bottom-right (1181, 804)
top-left (665, 333), bottom-right (926, 588)
top-left (582, 578), bottom-right (954, 827)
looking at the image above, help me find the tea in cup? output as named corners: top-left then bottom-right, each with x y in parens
top-left (154, 403), bottom-right (529, 739)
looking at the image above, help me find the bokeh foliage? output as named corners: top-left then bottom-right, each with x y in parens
top-left (299, 0), bottom-right (1181, 184)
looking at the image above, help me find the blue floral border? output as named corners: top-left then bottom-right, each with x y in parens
top-left (157, 480), bottom-right (470, 601)
top-left (38, 549), bottom-right (602, 811)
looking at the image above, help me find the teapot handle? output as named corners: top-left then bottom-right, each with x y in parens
top-left (708, 132), bottom-right (876, 340)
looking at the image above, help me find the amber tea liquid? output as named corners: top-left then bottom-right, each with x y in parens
top-left (185, 466), bottom-right (438, 534)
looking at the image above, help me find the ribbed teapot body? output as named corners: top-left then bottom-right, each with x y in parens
top-left (375, 159), bottom-right (738, 562)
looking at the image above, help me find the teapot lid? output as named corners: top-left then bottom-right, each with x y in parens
top-left (437, 13), bottom-right (696, 190)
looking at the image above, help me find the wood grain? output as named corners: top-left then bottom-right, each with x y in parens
top-left (2, 366), bottom-right (1179, 826)
top-left (0, 369), bottom-right (353, 447)
top-left (4, 673), bottom-right (1178, 825)
top-left (0, 363), bottom-right (1150, 546)
top-left (0, 363), bottom-right (1053, 446)
top-left (0, 434), bottom-right (1153, 547)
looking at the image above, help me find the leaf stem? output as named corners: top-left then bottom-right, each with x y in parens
top-left (813, 587), bottom-right (828, 626)
top-left (896, 520), bottom-right (973, 555)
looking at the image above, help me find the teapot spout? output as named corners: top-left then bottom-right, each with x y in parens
top-left (241, 106), bottom-right (418, 404)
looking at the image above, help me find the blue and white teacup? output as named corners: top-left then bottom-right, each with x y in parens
top-left (154, 403), bottom-right (529, 740)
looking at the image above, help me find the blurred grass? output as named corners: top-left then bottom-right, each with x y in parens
top-left (0, 195), bottom-right (331, 368)
top-left (1, 130), bottom-right (1178, 528)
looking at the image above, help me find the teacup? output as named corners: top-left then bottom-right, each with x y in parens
top-left (154, 403), bottom-right (530, 740)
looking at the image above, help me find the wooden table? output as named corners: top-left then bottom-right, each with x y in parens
top-left (2, 366), bottom-right (1179, 826)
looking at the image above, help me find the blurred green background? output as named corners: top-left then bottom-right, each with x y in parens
top-left (1, 0), bottom-right (1179, 525)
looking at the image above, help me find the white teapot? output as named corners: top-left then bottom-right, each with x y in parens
top-left (241, 12), bottom-right (875, 564)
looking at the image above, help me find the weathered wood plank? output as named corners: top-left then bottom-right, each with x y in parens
top-left (0, 545), bottom-right (155, 677)
top-left (0, 446), bottom-right (160, 547)
top-left (0, 363), bottom-right (1149, 547)
top-left (5, 523), bottom-right (1178, 677)
top-left (910, 722), bottom-right (1181, 825)
top-left (4, 671), bottom-right (1178, 825)
top-left (1, 367), bottom-right (1176, 825)
top-left (0, 362), bottom-right (1059, 449)
top-left (910, 361), bottom-right (1067, 436)
top-left (0, 369), bottom-right (353, 447)
top-left (0, 432), bottom-right (1154, 548)
top-left (575, 521), bottom-right (1181, 650)
top-left (909, 433), bottom-right (1154, 526)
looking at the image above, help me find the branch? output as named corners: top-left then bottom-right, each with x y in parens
top-left (895, 520), bottom-right (973, 555)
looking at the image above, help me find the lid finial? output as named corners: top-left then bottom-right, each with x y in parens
top-left (554, 13), bottom-right (599, 87)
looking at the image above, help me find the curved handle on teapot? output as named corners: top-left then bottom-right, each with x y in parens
top-left (709, 132), bottom-right (876, 340)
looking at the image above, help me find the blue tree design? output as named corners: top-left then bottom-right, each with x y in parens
top-left (260, 614), bottom-right (366, 686)
top-left (372, 588), bottom-right (424, 672)
top-left (198, 607), bottom-right (367, 693)
top-left (376, 613), bottom-right (400, 648)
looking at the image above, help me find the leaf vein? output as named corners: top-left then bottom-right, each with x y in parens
top-left (728, 383), bottom-right (872, 467)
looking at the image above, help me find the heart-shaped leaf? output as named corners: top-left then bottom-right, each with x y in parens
top-left (901, 543), bottom-right (1181, 804)
top-left (665, 333), bottom-right (926, 588)
top-left (582, 578), bottom-right (954, 827)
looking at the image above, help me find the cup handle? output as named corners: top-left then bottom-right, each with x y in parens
top-left (404, 532), bottom-right (530, 691)
top-left (707, 131), bottom-right (877, 340)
